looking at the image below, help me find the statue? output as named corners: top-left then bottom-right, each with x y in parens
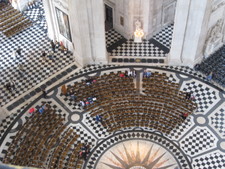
top-left (204, 19), bottom-right (224, 57)
top-left (134, 20), bottom-right (144, 43)
top-left (135, 20), bottom-right (142, 30)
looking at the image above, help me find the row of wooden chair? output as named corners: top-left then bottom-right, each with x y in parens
top-left (64, 70), bottom-right (196, 135)
top-left (3, 19), bottom-right (32, 37)
top-left (3, 105), bottom-right (83, 169)
top-left (0, 9), bottom-right (21, 23)
top-left (0, 4), bottom-right (32, 37)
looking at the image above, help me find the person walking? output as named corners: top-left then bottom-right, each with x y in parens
top-left (18, 64), bottom-right (25, 76)
top-left (16, 48), bottom-right (22, 57)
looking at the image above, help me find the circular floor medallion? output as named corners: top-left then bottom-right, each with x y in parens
top-left (71, 114), bottom-right (80, 122)
top-left (85, 131), bottom-right (191, 169)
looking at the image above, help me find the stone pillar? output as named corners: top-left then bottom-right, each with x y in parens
top-left (142, 0), bottom-right (151, 39)
top-left (87, 0), bottom-right (108, 64)
top-left (69, 0), bottom-right (107, 66)
top-left (42, 0), bottom-right (56, 40)
top-left (69, 0), bottom-right (92, 66)
top-left (169, 0), bottom-right (209, 67)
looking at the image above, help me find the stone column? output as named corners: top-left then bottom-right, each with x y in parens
top-left (69, 0), bottom-right (107, 66)
top-left (169, 0), bottom-right (209, 67)
top-left (86, 0), bottom-right (108, 64)
top-left (42, 0), bottom-right (56, 40)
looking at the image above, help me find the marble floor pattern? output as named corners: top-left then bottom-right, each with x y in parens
top-left (0, 65), bottom-right (225, 169)
top-left (0, 0), bottom-right (75, 108)
top-left (105, 24), bottom-right (173, 60)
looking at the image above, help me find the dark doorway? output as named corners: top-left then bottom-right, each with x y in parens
top-left (105, 4), bottom-right (113, 31)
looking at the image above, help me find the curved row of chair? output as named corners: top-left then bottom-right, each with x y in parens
top-left (0, 4), bottom-right (32, 37)
top-left (3, 105), bottom-right (83, 169)
top-left (67, 72), bottom-right (136, 106)
top-left (64, 71), bottom-right (197, 134)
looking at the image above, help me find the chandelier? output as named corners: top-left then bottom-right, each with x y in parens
top-left (134, 0), bottom-right (144, 43)
top-left (134, 20), bottom-right (144, 43)
top-left (134, 20), bottom-right (144, 37)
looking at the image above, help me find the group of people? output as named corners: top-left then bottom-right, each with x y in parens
top-left (12, 48), bottom-right (22, 59)
top-left (119, 69), bottom-right (136, 78)
top-left (28, 103), bottom-right (48, 115)
top-left (38, 104), bottom-right (47, 114)
top-left (143, 69), bottom-right (152, 78)
top-left (79, 143), bottom-right (91, 160)
top-left (80, 96), bottom-right (97, 108)
top-left (85, 78), bottom-right (97, 86)
top-left (50, 40), bottom-right (68, 54)
top-left (5, 80), bottom-right (15, 92)
top-left (194, 64), bottom-right (215, 82)
top-left (185, 92), bottom-right (195, 100)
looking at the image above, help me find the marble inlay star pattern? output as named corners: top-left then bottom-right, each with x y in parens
top-left (86, 132), bottom-right (191, 169)
top-left (0, 65), bottom-right (224, 169)
top-left (99, 140), bottom-right (177, 169)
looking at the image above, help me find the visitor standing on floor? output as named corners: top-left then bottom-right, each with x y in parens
top-left (16, 48), bottom-right (22, 57)
top-left (18, 64), bottom-right (25, 75)
top-left (42, 89), bottom-right (47, 98)
top-left (10, 80), bottom-right (15, 89)
top-left (5, 82), bottom-right (12, 92)
top-left (12, 50), bottom-right (17, 59)
top-left (51, 40), bottom-right (55, 52)
top-left (206, 71), bottom-right (213, 81)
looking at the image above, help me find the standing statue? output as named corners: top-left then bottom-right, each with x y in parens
top-left (204, 19), bottom-right (224, 57)
top-left (134, 20), bottom-right (144, 43)
top-left (135, 20), bottom-right (142, 30)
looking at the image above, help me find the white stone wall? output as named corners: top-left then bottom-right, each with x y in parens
top-left (193, 0), bottom-right (225, 62)
top-left (104, 0), bottom-right (176, 39)
top-left (169, 0), bottom-right (225, 67)
top-left (43, 0), bottom-right (108, 66)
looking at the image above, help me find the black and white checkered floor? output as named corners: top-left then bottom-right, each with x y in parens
top-left (0, 1), bottom-right (75, 108)
top-left (0, 65), bottom-right (224, 169)
top-left (23, 0), bottom-right (47, 31)
top-left (153, 23), bottom-right (174, 48)
top-left (106, 24), bottom-right (173, 59)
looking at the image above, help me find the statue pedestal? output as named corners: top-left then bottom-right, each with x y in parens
top-left (134, 36), bottom-right (142, 43)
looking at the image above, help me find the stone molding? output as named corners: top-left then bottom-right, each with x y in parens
top-left (53, 0), bottom-right (68, 11)
top-left (212, 1), bottom-right (225, 12)
top-left (204, 19), bottom-right (224, 56)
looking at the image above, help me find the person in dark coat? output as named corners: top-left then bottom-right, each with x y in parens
top-left (42, 89), bottom-right (47, 98)
top-left (16, 48), bottom-right (22, 56)
top-left (50, 40), bottom-right (55, 52)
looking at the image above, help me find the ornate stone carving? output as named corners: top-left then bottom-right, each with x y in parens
top-left (204, 19), bottom-right (224, 56)
top-left (54, 0), bottom-right (69, 11)
top-left (212, 1), bottom-right (225, 12)
top-left (135, 20), bottom-right (141, 30)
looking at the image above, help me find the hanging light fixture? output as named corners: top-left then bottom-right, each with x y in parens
top-left (134, 0), bottom-right (144, 43)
